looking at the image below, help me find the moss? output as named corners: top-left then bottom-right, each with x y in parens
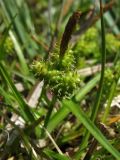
top-left (74, 27), bottom-right (120, 64)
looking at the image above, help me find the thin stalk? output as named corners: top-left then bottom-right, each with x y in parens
top-left (41, 95), bottom-right (56, 137)
top-left (102, 49), bottom-right (120, 123)
top-left (74, 0), bottom-right (106, 159)
top-left (91, 0), bottom-right (106, 122)
top-left (102, 81), bottom-right (117, 123)
top-left (44, 127), bottom-right (64, 155)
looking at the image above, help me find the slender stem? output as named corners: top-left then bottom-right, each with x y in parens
top-left (102, 49), bottom-right (120, 123)
top-left (41, 95), bottom-right (56, 137)
top-left (91, 0), bottom-right (106, 122)
top-left (74, 0), bottom-right (106, 159)
top-left (102, 81), bottom-right (117, 123)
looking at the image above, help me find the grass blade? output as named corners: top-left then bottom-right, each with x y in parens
top-left (47, 75), bottom-right (100, 133)
top-left (0, 62), bottom-right (35, 122)
top-left (75, 74), bottom-right (100, 102)
top-left (44, 149), bottom-right (71, 160)
top-left (63, 100), bottom-right (120, 160)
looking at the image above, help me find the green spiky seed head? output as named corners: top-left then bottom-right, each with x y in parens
top-left (32, 46), bottom-right (81, 99)
top-left (4, 37), bottom-right (14, 54)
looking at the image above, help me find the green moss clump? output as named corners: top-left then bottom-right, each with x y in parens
top-left (74, 27), bottom-right (100, 68)
top-left (74, 27), bottom-right (120, 67)
top-left (74, 27), bottom-right (100, 58)
top-left (106, 34), bottom-right (120, 53)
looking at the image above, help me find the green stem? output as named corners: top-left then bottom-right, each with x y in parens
top-left (102, 81), bottom-right (117, 123)
top-left (74, 0), bottom-right (106, 159)
top-left (91, 0), bottom-right (106, 122)
top-left (41, 95), bottom-right (56, 137)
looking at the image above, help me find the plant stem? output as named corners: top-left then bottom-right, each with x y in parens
top-left (102, 81), bottom-right (117, 123)
top-left (41, 95), bottom-right (56, 137)
top-left (74, 0), bottom-right (106, 159)
top-left (91, 0), bottom-right (106, 122)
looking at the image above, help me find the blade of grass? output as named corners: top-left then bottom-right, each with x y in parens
top-left (75, 74), bottom-right (100, 102)
top-left (0, 14), bottom-right (17, 60)
top-left (41, 95), bottom-right (57, 137)
top-left (0, 0), bottom-right (38, 57)
top-left (104, 12), bottom-right (120, 34)
top-left (76, 1), bottom-right (107, 157)
top-left (16, 0), bottom-right (36, 34)
top-left (47, 74), bottom-right (100, 133)
top-left (0, 86), bottom-right (21, 116)
top-left (102, 81), bottom-right (117, 123)
top-left (95, 0), bottom-right (119, 34)
top-left (9, 30), bottom-right (29, 75)
top-left (0, 62), bottom-right (35, 122)
top-left (63, 100), bottom-right (120, 160)
top-left (91, 0), bottom-right (106, 122)
top-left (0, 1), bottom-right (29, 75)
top-left (47, 103), bottom-right (70, 133)
top-left (44, 149), bottom-right (71, 160)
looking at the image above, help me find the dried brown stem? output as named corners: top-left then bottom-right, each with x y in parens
top-left (60, 11), bottom-right (81, 57)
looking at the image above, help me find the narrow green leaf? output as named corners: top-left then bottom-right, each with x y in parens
top-left (44, 149), bottom-right (71, 160)
top-left (0, 0), bottom-right (38, 57)
top-left (0, 14), bottom-right (16, 60)
top-left (0, 62), bottom-right (35, 122)
top-left (47, 75), bottom-right (100, 133)
top-left (9, 31), bottom-right (29, 75)
top-left (47, 104), bottom-right (70, 133)
top-left (63, 100), bottom-right (120, 160)
top-left (75, 74), bottom-right (100, 102)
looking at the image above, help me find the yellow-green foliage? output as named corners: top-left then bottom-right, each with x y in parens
top-left (32, 46), bottom-right (81, 99)
top-left (4, 37), bottom-right (14, 54)
top-left (102, 69), bottom-right (114, 103)
top-left (74, 27), bottom-right (120, 66)
top-left (106, 33), bottom-right (120, 53)
top-left (102, 61), bottom-right (120, 104)
top-left (74, 27), bottom-right (100, 58)
top-left (32, 27), bottom-right (120, 99)
top-left (50, 44), bottom-right (75, 70)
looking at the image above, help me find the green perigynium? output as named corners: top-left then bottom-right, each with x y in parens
top-left (4, 37), bottom-right (14, 54)
top-left (32, 47), bottom-right (80, 99)
top-left (61, 50), bottom-right (75, 70)
top-left (32, 60), bottom-right (48, 80)
top-left (50, 44), bottom-right (75, 70)
top-left (32, 27), bottom-right (120, 99)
